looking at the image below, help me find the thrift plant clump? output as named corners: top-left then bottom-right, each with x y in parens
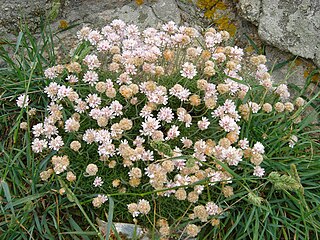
top-left (20, 20), bottom-right (306, 238)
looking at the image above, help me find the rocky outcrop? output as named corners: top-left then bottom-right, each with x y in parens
top-left (0, 0), bottom-right (50, 34)
top-left (0, 0), bottom-right (184, 35)
top-left (1, 0), bottom-right (318, 86)
top-left (61, 0), bottom-right (181, 29)
top-left (238, 0), bottom-right (320, 67)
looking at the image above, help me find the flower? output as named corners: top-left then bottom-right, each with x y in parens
top-left (141, 117), bottom-right (160, 136)
top-left (92, 194), bottom-right (108, 208)
top-left (86, 164), bottom-right (98, 176)
top-left (157, 107), bottom-right (174, 123)
top-left (181, 62), bottom-right (197, 79)
top-left (83, 54), bottom-right (101, 70)
top-left (198, 117), bottom-right (210, 130)
top-left (219, 115), bottom-right (238, 132)
top-left (93, 176), bottom-right (104, 187)
top-left (49, 136), bottom-right (64, 151)
top-left (31, 20), bottom-right (313, 235)
top-left (137, 199), bottom-right (151, 215)
top-left (32, 138), bottom-right (48, 153)
top-left (17, 94), bottom-right (29, 108)
top-left (166, 125), bottom-right (180, 140)
top-left (253, 166), bottom-right (265, 177)
top-left (186, 224), bottom-right (200, 237)
top-left (289, 135), bottom-right (298, 148)
top-left (83, 71), bottom-right (99, 86)
top-left (127, 203), bottom-right (140, 217)
top-left (252, 142), bottom-right (265, 154)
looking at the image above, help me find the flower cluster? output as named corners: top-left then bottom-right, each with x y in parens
top-left (29, 20), bottom-right (307, 238)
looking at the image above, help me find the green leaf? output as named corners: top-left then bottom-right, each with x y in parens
top-left (14, 32), bottom-right (24, 54)
top-left (105, 196), bottom-right (115, 239)
top-left (0, 180), bottom-right (15, 217)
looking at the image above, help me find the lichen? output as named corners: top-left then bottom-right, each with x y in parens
top-left (196, 0), bottom-right (237, 36)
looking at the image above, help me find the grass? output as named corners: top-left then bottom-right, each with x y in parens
top-left (0, 20), bottom-right (320, 240)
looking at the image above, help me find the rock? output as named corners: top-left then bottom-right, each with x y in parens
top-left (152, 0), bottom-right (181, 24)
top-left (265, 45), bottom-right (305, 86)
top-left (61, 0), bottom-right (180, 29)
top-left (0, 0), bottom-right (51, 34)
top-left (238, 0), bottom-right (320, 68)
top-left (238, 0), bottom-right (261, 24)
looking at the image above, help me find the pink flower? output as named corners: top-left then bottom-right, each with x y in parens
top-left (253, 166), bottom-right (265, 177)
top-left (86, 94), bottom-right (101, 108)
top-left (93, 176), bottom-right (104, 187)
top-left (157, 107), bottom-right (174, 123)
top-left (83, 54), bottom-right (101, 70)
top-left (219, 115), bottom-right (238, 132)
top-left (180, 62), bottom-right (197, 79)
top-left (16, 94), bottom-right (29, 108)
top-left (238, 138), bottom-right (249, 149)
top-left (87, 30), bottom-right (102, 45)
top-left (252, 142), bottom-right (265, 154)
top-left (49, 136), bottom-right (64, 151)
top-left (83, 71), bottom-right (99, 86)
top-left (197, 117), bottom-right (210, 130)
top-left (141, 117), bottom-right (160, 136)
top-left (166, 125), bottom-right (180, 140)
top-left (32, 138), bottom-right (48, 153)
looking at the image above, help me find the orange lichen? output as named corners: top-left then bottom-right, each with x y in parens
top-left (58, 20), bottom-right (69, 29)
top-left (197, 0), bottom-right (237, 36)
top-left (245, 45), bottom-right (255, 54)
top-left (135, 0), bottom-right (144, 5)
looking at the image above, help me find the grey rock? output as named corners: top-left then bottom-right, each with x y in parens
top-left (239, 0), bottom-right (320, 67)
top-left (0, 0), bottom-right (51, 34)
top-left (265, 45), bottom-right (305, 86)
top-left (61, 0), bottom-right (180, 29)
top-left (152, 0), bottom-right (181, 24)
top-left (238, 0), bottom-right (261, 24)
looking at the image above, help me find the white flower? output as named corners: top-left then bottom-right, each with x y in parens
top-left (141, 117), bottom-right (160, 136)
top-left (253, 166), bottom-right (265, 177)
top-left (110, 100), bottom-right (123, 116)
top-left (86, 94), bottom-right (101, 108)
top-left (275, 84), bottom-right (290, 100)
top-left (64, 118), bottom-right (80, 132)
top-left (83, 129), bottom-right (96, 144)
top-left (17, 94), bottom-right (29, 108)
top-left (205, 202), bottom-right (221, 215)
top-left (169, 84), bottom-right (191, 101)
top-left (252, 142), bottom-right (265, 154)
top-left (157, 107), bottom-right (174, 123)
top-left (127, 203), bottom-right (140, 218)
top-left (197, 117), bottom-right (210, 130)
top-left (44, 67), bottom-right (57, 79)
top-left (166, 125), bottom-right (180, 140)
top-left (238, 138), bottom-right (249, 149)
top-left (87, 30), bottom-right (102, 45)
top-left (224, 146), bottom-right (243, 166)
top-left (83, 71), bottom-right (99, 86)
top-left (180, 62), bottom-right (197, 79)
top-left (32, 123), bottom-right (44, 137)
top-left (93, 176), bottom-right (104, 187)
top-left (137, 199), bottom-right (151, 215)
top-left (83, 54), bottom-right (101, 70)
top-left (248, 102), bottom-right (261, 113)
top-left (31, 138), bottom-right (48, 153)
top-left (219, 115), bottom-right (238, 132)
top-left (289, 135), bottom-right (298, 148)
top-left (49, 136), bottom-right (64, 151)
top-left (86, 164), bottom-right (98, 176)
top-left (43, 123), bottom-right (58, 138)
top-left (66, 75), bottom-right (79, 83)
